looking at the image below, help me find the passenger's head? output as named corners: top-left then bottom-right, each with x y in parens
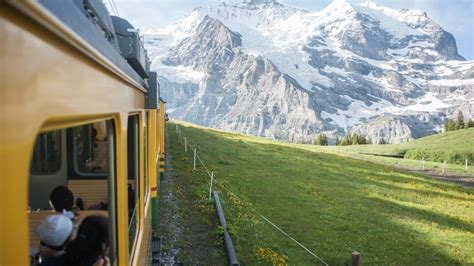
top-left (67, 215), bottom-right (109, 264)
top-left (49, 186), bottom-right (74, 212)
top-left (36, 214), bottom-right (73, 253)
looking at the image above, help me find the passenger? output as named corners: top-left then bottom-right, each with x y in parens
top-left (41, 215), bottom-right (110, 266)
top-left (85, 127), bottom-right (108, 172)
top-left (36, 215), bottom-right (73, 262)
top-left (49, 186), bottom-right (76, 220)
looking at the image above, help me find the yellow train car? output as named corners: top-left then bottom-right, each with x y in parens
top-left (0, 0), bottom-right (165, 264)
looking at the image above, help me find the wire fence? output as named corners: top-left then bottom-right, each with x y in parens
top-left (172, 123), bottom-right (330, 265)
top-left (352, 152), bottom-right (474, 179)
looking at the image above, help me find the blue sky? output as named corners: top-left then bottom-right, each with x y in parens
top-left (110, 0), bottom-right (473, 60)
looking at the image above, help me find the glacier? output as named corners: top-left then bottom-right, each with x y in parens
top-left (144, 0), bottom-right (474, 143)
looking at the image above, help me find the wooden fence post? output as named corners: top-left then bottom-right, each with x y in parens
top-left (209, 172), bottom-right (214, 201)
top-left (184, 137), bottom-right (187, 153)
top-left (193, 148), bottom-right (197, 171)
top-left (352, 251), bottom-right (361, 266)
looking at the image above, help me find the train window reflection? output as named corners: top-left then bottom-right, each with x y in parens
top-left (73, 122), bottom-right (108, 174)
top-left (30, 131), bottom-right (61, 175)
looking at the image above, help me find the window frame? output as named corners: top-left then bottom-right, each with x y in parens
top-left (143, 111), bottom-right (149, 200)
top-left (127, 114), bottom-right (141, 255)
top-left (104, 119), bottom-right (118, 264)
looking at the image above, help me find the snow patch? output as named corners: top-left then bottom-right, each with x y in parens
top-left (427, 79), bottom-right (474, 87)
top-left (357, 3), bottom-right (422, 38)
top-left (157, 65), bottom-right (205, 83)
top-left (405, 92), bottom-right (451, 112)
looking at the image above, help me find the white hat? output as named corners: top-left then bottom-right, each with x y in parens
top-left (36, 214), bottom-right (73, 248)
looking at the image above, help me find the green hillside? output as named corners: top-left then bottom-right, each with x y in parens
top-left (168, 122), bottom-right (473, 265)
top-left (329, 128), bottom-right (474, 165)
top-left (402, 128), bottom-right (474, 164)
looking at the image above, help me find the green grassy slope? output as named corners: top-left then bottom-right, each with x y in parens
top-left (168, 123), bottom-right (474, 265)
top-left (329, 128), bottom-right (474, 165)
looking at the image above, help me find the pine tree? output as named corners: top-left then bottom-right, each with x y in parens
top-left (352, 133), bottom-right (359, 145)
top-left (340, 138), bottom-right (347, 146)
top-left (315, 134), bottom-right (328, 145)
top-left (444, 119), bottom-right (449, 132)
top-left (455, 111), bottom-right (464, 130)
top-left (335, 137), bottom-right (340, 145)
top-left (466, 118), bottom-right (474, 128)
top-left (448, 119), bottom-right (455, 131)
top-left (320, 134), bottom-right (328, 146)
top-left (341, 134), bottom-right (351, 146)
top-left (366, 136), bottom-right (373, 145)
top-left (378, 138), bottom-right (386, 145)
top-left (358, 134), bottom-right (367, 145)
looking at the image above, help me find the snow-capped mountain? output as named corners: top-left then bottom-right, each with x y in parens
top-left (145, 0), bottom-right (474, 143)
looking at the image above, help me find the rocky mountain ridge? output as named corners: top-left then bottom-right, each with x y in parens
top-left (145, 0), bottom-right (474, 143)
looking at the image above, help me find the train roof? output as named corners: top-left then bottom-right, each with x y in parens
top-left (37, 0), bottom-right (149, 90)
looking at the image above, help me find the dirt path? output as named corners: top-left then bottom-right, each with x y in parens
top-left (397, 167), bottom-right (474, 188)
top-left (155, 152), bottom-right (181, 265)
top-left (156, 130), bottom-right (225, 265)
top-left (343, 152), bottom-right (474, 189)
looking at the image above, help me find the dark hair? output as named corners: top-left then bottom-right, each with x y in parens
top-left (50, 186), bottom-right (74, 212)
top-left (66, 215), bottom-right (109, 266)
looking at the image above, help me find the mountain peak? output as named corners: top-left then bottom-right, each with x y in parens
top-left (327, 0), bottom-right (355, 10)
top-left (147, 0), bottom-right (473, 143)
top-left (320, 0), bottom-right (355, 16)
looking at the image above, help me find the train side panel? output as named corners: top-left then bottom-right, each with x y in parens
top-left (0, 4), bottom-right (162, 265)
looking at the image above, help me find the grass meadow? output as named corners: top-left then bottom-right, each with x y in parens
top-left (295, 128), bottom-right (474, 177)
top-left (168, 122), bottom-right (473, 265)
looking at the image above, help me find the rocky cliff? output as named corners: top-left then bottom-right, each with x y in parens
top-left (145, 0), bottom-right (474, 143)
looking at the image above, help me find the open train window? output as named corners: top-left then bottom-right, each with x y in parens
top-left (127, 114), bottom-right (140, 254)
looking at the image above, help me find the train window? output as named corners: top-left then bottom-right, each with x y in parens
top-left (127, 115), bottom-right (140, 254)
top-left (28, 120), bottom-right (118, 265)
top-left (30, 131), bottom-right (61, 175)
top-left (69, 120), bottom-right (118, 263)
top-left (73, 122), bottom-right (109, 174)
